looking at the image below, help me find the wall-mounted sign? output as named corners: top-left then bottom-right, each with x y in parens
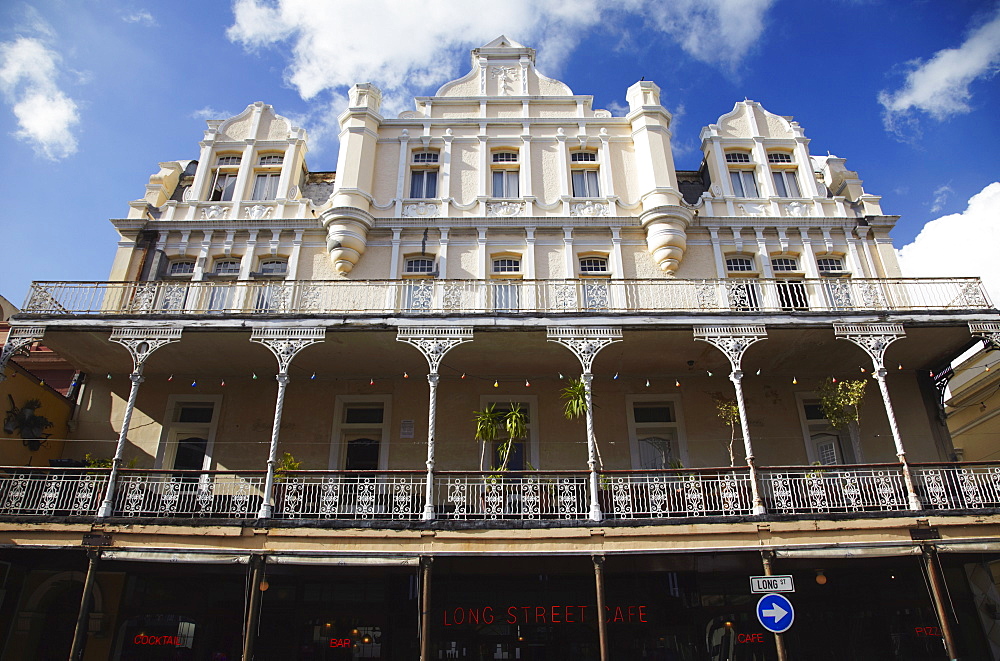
top-left (400, 420), bottom-right (415, 439)
top-left (443, 604), bottom-right (648, 626)
top-left (749, 575), bottom-right (794, 593)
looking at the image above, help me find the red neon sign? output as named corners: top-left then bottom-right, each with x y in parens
top-left (442, 605), bottom-right (648, 626)
top-left (915, 626), bottom-right (942, 637)
top-left (737, 633), bottom-right (765, 643)
top-left (329, 638), bottom-right (352, 648)
top-left (133, 634), bottom-right (180, 646)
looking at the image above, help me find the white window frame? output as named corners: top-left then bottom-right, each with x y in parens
top-left (730, 170), bottom-right (759, 198)
top-left (771, 170), bottom-right (801, 198)
top-left (155, 395), bottom-right (223, 470)
top-left (795, 393), bottom-right (857, 465)
top-left (410, 151), bottom-right (440, 199)
top-left (478, 395), bottom-right (539, 471)
top-left (404, 257), bottom-right (435, 275)
top-left (725, 152), bottom-right (752, 164)
top-left (767, 152), bottom-right (792, 164)
top-left (578, 256), bottom-right (610, 274)
top-left (251, 172), bottom-right (281, 201)
top-left (328, 395), bottom-right (393, 470)
top-left (212, 259), bottom-right (241, 275)
top-left (725, 256), bottom-right (756, 273)
top-left (626, 395), bottom-right (688, 470)
top-left (167, 260), bottom-right (196, 277)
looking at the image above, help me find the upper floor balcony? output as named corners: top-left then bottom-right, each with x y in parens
top-left (20, 277), bottom-right (993, 320)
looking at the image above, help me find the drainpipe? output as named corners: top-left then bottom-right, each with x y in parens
top-left (69, 550), bottom-right (100, 660)
top-left (921, 545), bottom-right (960, 660)
top-left (593, 555), bottom-right (609, 661)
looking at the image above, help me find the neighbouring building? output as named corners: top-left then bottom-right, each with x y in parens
top-left (1, 37), bottom-right (999, 660)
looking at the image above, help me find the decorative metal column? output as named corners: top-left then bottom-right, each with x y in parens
top-left (0, 325), bottom-right (45, 381)
top-left (970, 321), bottom-right (1000, 348)
top-left (251, 327), bottom-right (325, 518)
top-left (397, 327), bottom-right (474, 520)
top-left (547, 327), bottom-right (623, 521)
top-left (694, 325), bottom-right (768, 515)
top-left (834, 323), bottom-right (921, 510)
top-left (98, 326), bottom-right (183, 518)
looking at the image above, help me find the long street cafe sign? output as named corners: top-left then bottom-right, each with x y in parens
top-left (443, 604), bottom-right (649, 626)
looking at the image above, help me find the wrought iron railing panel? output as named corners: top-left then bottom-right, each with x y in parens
top-left (0, 468), bottom-right (108, 516)
top-left (435, 472), bottom-right (589, 520)
top-left (271, 472), bottom-right (426, 520)
top-left (913, 464), bottom-right (1000, 509)
top-left (112, 470), bottom-right (266, 518)
top-left (759, 466), bottom-right (909, 514)
top-left (600, 469), bottom-right (753, 518)
top-left (22, 278), bottom-right (992, 316)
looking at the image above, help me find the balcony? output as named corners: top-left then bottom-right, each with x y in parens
top-left (20, 277), bottom-right (992, 318)
top-left (2, 462), bottom-right (997, 524)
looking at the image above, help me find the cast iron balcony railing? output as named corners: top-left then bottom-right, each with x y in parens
top-left (3, 463), bottom-right (999, 522)
top-left (21, 277), bottom-right (992, 317)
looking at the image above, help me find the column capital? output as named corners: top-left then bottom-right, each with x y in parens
top-left (0, 325), bottom-right (45, 381)
top-left (834, 322), bottom-right (905, 370)
top-left (546, 327), bottom-right (623, 374)
top-left (693, 325), bottom-right (767, 371)
top-left (397, 327), bottom-right (473, 373)
top-left (250, 326), bottom-right (325, 375)
top-left (970, 321), bottom-right (1000, 349)
top-left (110, 326), bottom-right (183, 373)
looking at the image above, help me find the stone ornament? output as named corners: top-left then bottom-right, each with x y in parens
top-left (398, 111), bottom-right (425, 119)
top-left (570, 202), bottom-right (608, 217)
top-left (738, 203), bottom-right (767, 217)
top-left (491, 66), bottom-right (518, 95)
top-left (486, 201), bottom-right (524, 217)
top-left (785, 202), bottom-right (808, 217)
top-left (202, 205), bottom-right (228, 220)
top-left (403, 202), bottom-right (441, 218)
top-left (246, 205), bottom-right (272, 220)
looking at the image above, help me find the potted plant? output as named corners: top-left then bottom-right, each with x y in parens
top-left (273, 452), bottom-right (302, 516)
top-left (473, 404), bottom-right (528, 515)
top-left (711, 393), bottom-right (740, 467)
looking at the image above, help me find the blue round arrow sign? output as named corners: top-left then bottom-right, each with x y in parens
top-left (756, 593), bottom-right (794, 633)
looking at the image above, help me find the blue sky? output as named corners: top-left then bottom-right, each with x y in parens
top-left (1, 0), bottom-right (998, 306)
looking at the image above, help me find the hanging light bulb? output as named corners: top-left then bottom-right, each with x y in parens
top-left (985, 364), bottom-right (991, 372)
top-left (493, 380), bottom-right (499, 388)
top-left (461, 373), bottom-right (466, 379)
top-left (558, 373), bottom-right (564, 380)
top-left (311, 372), bottom-right (316, 380)
top-left (525, 379), bottom-right (530, 387)
top-left (707, 371), bottom-right (713, 377)
top-left (756, 368), bottom-right (761, 376)
top-left (168, 374), bottom-right (174, 382)
top-left (252, 372), bottom-right (258, 380)
top-left (38, 380), bottom-right (44, 386)
top-left (831, 377), bottom-right (838, 383)
top-left (369, 378), bottom-right (375, 385)
top-left (792, 376), bottom-right (798, 385)
top-left (613, 372), bottom-right (619, 380)
top-left (645, 379), bottom-right (650, 387)
top-left (860, 366), bottom-right (866, 373)
top-left (897, 363), bottom-right (903, 370)
top-left (403, 372), bottom-right (409, 378)
top-left (106, 373), bottom-right (112, 379)
top-left (675, 379), bottom-right (681, 387)
top-left (220, 379), bottom-right (226, 386)
top-left (191, 379), bottom-right (197, 387)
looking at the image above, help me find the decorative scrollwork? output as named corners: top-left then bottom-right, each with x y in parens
top-left (486, 201), bottom-right (524, 217)
top-left (403, 202), bottom-right (441, 218)
top-left (570, 202), bottom-right (608, 217)
top-left (110, 327), bottom-right (183, 372)
top-left (693, 325), bottom-right (767, 371)
top-left (0, 326), bottom-right (45, 380)
top-left (546, 327), bottom-right (623, 374)
top-left (250, 327), bottom-right (325, 375)
top-left (396, 327), bottom-right (473, 373)
top-left (833, 323), bottom-right (905, 370)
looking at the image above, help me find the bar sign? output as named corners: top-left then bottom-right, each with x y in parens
top-left (750, 575), bottom-right (795, 593)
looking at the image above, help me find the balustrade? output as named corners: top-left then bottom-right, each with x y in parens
top-left (21, 277), bottom-right (992, 316)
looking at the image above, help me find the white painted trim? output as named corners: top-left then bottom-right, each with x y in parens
top-left (328, 394), bottom-right (393, 470)
top-left (625, 394), bottom-right (688, 469)
top-left (155, 394), bottom-right (223, 470)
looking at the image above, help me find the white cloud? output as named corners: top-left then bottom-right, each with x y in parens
top-left (929, 184), bottom-right (953, 213)
top-left (897, 182), bottom-right (1000, 306)
top-left (879, 8), bottom-right (1000, 138)
top-left (227, 0), bottom-right (773, 151)
top-left (122, 10), bottom-right (157, 26)
top-left (191, 106), bottom-right (233, 120)
top-left (0, 37), bottom-right (80, 160)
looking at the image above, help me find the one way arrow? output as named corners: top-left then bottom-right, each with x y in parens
top-left (762, 603), bottom-right (788, 622)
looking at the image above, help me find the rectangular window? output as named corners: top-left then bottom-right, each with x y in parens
top-left (767, 153), bottom-right (792, 164)
top-left (332, 398), bottom-right (391, 472)
top-left (730, 170), bottom-right (758, 197)
top-left (217, 156), bottom-right (241, 166)
top-left (771, 257), bottom-right (799, 272)
top-left (211, 173), bottom-right (238, 201)
top-left (258, 154), bottom-right (284, 165)
top-left (410, 169), bottom-right (438, 198)
top-left (571, 170), bottom-right (600, 197)
top-left (159, 397), bottom-right (221, 471)
top-left (627, 397), bottom-right (685, 470)
top-left (492, 169), bottom-right (519, 198)
top-left (772, 171), bottom-right (800, 197)
top-left (798, 397), bottom-right (857, 465)
top-left (579, 257), bottom-right (609, 273)
top-left (725, 152), bottom-right (751, 163)
top-left (726, 257), bottom-right (755, 273)
top-left (412, 152), bottom-right (439, 164)
top-left (404, 258), bottom-right (435, 274)
top-left (571, 151), bottom-right (597, 162)
top-left (252, 173), bottom-right (280, 200)
top-left (493, 152), bottom-right (518, 163)
top-left (817, 257), bottom-right (845, 272)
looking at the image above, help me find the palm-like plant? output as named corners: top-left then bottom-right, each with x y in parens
top-left (473, 403), bottom-right (527, 471)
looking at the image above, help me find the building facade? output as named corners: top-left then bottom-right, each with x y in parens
top-left (2, 37), bottom-right (1000, 660)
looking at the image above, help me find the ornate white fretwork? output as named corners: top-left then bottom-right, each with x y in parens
top-left (970, 321), bottom-right (1000, 348)
top-left (109, 327), bottom-right (183, 371)
top-left (546, 327), bottom-right (623, 374)
top-left (490, 66), bottom-right (518, 95)
top-left (402, 202), bottom-right (441, 218)
top-left (692, 325), bottom-right (768, 370)
top-left (0, 326), bottom-right (45, 380)
top-left (23, 287), bottom-right (63, 313)
top-left (833, 323), bottom-right (905, 370)
top-left (250, 327), bottom-right (326, 374)
top-left (201, 205), bottom-right (228, 220)
top-left (246, 204), bottom-right (272, 220)
top-left (570, 202), bottom-right (609, 217)
top-left (396, 327), bottom-right (474, 373)
top-left (486, 201), bottom-right (524, 217)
